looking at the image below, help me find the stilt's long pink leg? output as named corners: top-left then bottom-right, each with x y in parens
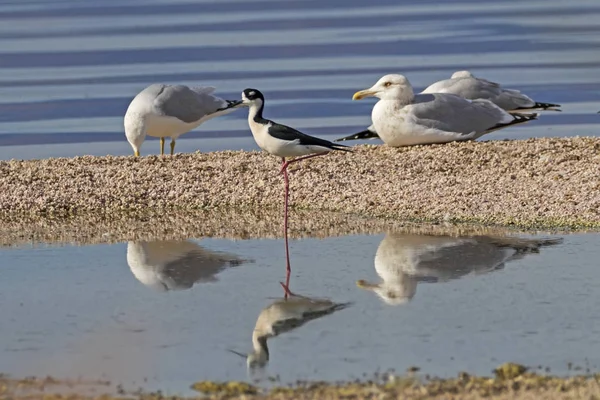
top-left (279, 152), bottom-right (327, 299)
top-left (280, 281), bottom-right (295, 297)
top-left (281, 158), bottom-right (292, 298)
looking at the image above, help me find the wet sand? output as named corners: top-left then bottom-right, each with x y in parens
top-left (0, 208), bottom-right (552, 247)
top-left (1, 137), bottom-right (599, 232)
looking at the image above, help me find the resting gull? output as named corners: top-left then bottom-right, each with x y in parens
top-left (357, 232), bottom-right (562, 306)
top-left (339, 74), bottom-right (537, 147)
top-left (124, 84), bottom-right (242, 156)
top-left (422, 70), bottom-right (561, 112)
top-left (336, 71), bottom-right (557, 142)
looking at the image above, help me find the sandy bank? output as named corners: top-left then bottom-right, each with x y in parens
top-left (1, 137), bottom-right (599, 231)
top-left (2, 364), bottom-right (600, 400)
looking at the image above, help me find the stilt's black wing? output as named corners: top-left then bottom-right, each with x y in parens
top-left (268, 122), bottom-right (351, 152)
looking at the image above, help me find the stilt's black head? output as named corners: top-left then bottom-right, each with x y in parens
top-left (241, 88), bottom-right (265, 104)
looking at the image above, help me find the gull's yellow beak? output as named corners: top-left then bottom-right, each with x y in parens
top-left (356, 279), bottom-right (379, 289)
top-left (352, 89), bottom-right (377, 100)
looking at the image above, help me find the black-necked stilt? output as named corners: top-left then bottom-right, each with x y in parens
top-left (124, 84), bottom-right (242, 156)
top-left (239, 88), bottom-right (351, 291)
top-left (228, 285), bottom-right (351, 369)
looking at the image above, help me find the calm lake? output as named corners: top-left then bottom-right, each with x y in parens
top-left (0, 0), bottom-right (600, 394)
top-left (1, 229), bottom-right (600, 394)
top-left (0, 0), bottom-right (599, 160)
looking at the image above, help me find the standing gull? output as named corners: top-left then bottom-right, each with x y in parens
top-left (239, 88), bottom-right (350, 289)
top-left (337, 74), bottom-right (537, 147)
top-left (124, 83), bottom-right (242, 156)
top-left (336, 71), bottom-right (556, 143)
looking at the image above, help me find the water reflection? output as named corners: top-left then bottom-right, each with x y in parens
top-left (357, 233), bottom-right (562, 305)
top-left (229, 287), bottom-right (351, 371)
top-left (126, 240), bottom-right (250, 292)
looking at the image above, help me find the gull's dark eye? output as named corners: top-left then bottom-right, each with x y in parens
top-left (384, 82), bottom-right (392, 87)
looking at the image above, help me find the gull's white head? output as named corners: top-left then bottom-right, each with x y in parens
top-left (352, 74), bottom-right (414, 101)
top-left (451, 70), bottom-right (474, 79)
top-left (356, 278), bottom-right (416, 306)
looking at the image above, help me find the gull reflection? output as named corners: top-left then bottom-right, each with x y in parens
top-left (229, 287), bottom-right (351, 370)
top-left (357, 233), bottom-right (562, 305)
top-left (127, 240), bottom-right (250, 292)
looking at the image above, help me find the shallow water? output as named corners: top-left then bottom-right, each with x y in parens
top-left (0, 0), bottom-right (599, 160)
top-left (1, 227), bottom-right (599, 394)
top-left (1, 0), bottom-right (600, 394)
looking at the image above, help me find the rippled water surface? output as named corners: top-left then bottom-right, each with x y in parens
top-left (0, 0), bottom-right (599, 159)
top-left (1, 227), bottom-right (600, 393)
top-left (1, 0), bottom-right (600, 393)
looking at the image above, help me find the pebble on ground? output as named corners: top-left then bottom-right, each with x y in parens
top-left (1, 137), bottom-right (599, 233)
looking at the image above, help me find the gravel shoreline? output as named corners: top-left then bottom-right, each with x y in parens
top-left (0, 208), bottom-right (548, 247)
top-left (2, 364), bottom-right (600, 400)
top-left (1, 137), bottom-right (599, 231)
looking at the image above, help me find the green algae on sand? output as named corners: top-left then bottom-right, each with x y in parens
top-left (2, 365), bottom-right (600, 400)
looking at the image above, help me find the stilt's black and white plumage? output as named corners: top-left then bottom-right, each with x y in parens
top-left (240, 89), bottom-right (350, 157)
top-left (239, 88), bottom-right (351, 292)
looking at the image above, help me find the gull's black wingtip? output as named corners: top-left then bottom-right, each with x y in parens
top-left (534, 102), bottom-right (562, 111)
top-left (216, 99), bottom-right (243, 112)
top-left (331, 143), bottom-right (353, 152)
top-left (334, 129), bottom-right (380, 142)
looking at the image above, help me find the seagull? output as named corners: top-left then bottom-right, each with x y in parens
top-left (124, 83), bottom-right (242, 156)
top-left (336, 71), bottom-right (555, 143)
top-left (422, 70), bottom-right (562, 112)
top-left (228, 286), bottom-right (351, 369)
top-left (126, 240), bottom-right (250, 292)
top-left (357, 232), bottom-right (562, 306)
top-left (336, 74), bottom-right (538, 147)
top-left (239, 88), bottom-right (351, 288)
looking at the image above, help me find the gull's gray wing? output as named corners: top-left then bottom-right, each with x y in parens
top-left (152, 84), bottom-right (229, 123)
top-left (406, 93), bottom-right (517, 135)
top-left (421, 76), bottom-right (540, 111)
top-left (412, 240), bottom-right (513, 282)
top-left (422, 77), bottom-right (502, 101)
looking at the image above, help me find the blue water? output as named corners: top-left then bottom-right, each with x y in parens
top-left (1, 230), bottom-right (600, 394)
top-left (0, 0), bottom-right (599, 159)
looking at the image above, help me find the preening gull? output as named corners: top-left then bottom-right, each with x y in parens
top-left (336, 71), bottom-right (557, 143)
top-left (126, 240), bottom-right (249, 292)
top-left (340, 74), bottom-right (537, 147)
top-left (238, 88), bottom-right (350, 292)
top-left (124, 83), bottom-right (242, 156)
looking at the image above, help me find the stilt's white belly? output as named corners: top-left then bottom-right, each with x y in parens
top-left (249, 119), bottom-right (329, 158)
